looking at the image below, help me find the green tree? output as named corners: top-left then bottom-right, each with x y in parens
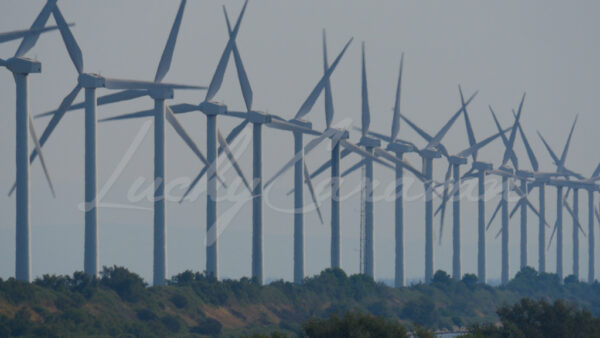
top-left (302, 311), bottom-right (408, 338)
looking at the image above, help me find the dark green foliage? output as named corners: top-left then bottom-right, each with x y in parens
top-left (161, 315), bottom-right (181, 333)
top-left (468, 298), bottom-right (600, 338)
top-left (462, 274), bottom-right (478, 290)
top-left (100, 265), bottom-right (146, 302)
top-left (136, 308), bottom-right (158, 321)
top-left (190, 318), bottom-right (223, 335)
top-left (302, 311), bottom-right (408, 338)
top-left (169, 293), bottom-right (188, 308)
top-left (432, 270), bottom-right (451, 285)
top-left (0, 266), bottom-right (599, 336)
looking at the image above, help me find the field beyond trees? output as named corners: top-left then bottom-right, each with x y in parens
top-left (0, 266), bottom-right (599, 336)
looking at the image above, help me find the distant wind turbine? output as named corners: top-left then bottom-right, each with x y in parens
top-left (98, 0), bottom-right (211, 286)
top-left (1, 0), bottom-right (61, 281)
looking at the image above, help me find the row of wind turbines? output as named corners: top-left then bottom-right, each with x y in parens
top-left (3, 0), bottom-right (599, 287)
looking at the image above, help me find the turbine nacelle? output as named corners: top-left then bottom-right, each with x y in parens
top-left (149, 87), bottom-right (174, 100)
top-left (421, 147), bottom-right (442, 159)
top-left (7, 57), bottom-right (41, 74)
top-left (248, 110), bottom-right (271, 124)
top-left (386, 140), bottom-right (415, 154)
top-left (358, 135), bottom-right (380, 148)
top-left (325, 127), bottom-right (349, 141)
top-left (448, 155), bottom-right (467, 166)
top-left (199, 101), bottom-right (227, 116)
top-left (288, 118), bottom-right (312, 130)
top-left (516, 169), bottom-right (534, 179)
top-left (78, 73), bottom-right (105, 88)
top-left (496, 165), bottom-right (514, 176)
top-left (473, 161), bottom-right (493, 172)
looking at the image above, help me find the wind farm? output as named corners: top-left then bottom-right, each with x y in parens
top-left (3, 1), bottom-right (600, 335)
top-left (1, 0), bottom-right (600, 293)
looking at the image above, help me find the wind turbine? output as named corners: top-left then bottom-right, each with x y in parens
top-left (345, 52), bottom-right (429, 285)
top-left (485, 95), bottom-right (524, 285)
top-left (21, 0), bottom-right (203, 279)
top-left (171, 20), bottom-right (353, 284)
top-left (434, 86), bottom-right (507, 281)
top-left (537, 116), bottom-right (580, 280)
top-left (265, 35), bottom-right (357, 283)
top-left (1, 0), bottom-right (62, 281)
top-left (99, 1), bottom-right (253, 281)
top-left (395, 88), bottom-right (477, 282)
top-left (97, 0), bottom-right (215, 286)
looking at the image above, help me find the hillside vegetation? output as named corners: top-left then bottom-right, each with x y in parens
top-left (0, 266), bottom-right (599, 336)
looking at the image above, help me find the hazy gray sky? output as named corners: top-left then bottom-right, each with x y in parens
top-left (1, 0), bottom-right (599, 283)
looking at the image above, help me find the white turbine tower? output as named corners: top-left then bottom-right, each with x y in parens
top-left (98, 0), bottom-right (216, 286)
top-left (1, 0), bottom-right (61, 282)
top-left (107, 2), bottom-right (254, 280)
top-left (397, 91), bottom-right (477, 282)
top-left (246, 39), bottom-right (354, 285)
top-left (24, 1), bottom-right (203, 279)
top-left (537, 117), bottom-right (578, 280)
top-left (484, 99), bottom-right (524, 285)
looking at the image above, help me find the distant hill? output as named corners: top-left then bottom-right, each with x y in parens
top-left (0, 266), bottom-right (599, 337)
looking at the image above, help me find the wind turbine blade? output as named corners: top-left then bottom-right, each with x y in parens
top-left (428, 91), bottom-right (478, 149)
top-left (390, 53), bottom-right (404, 141)
top-left (341, 160), bottom-right (364, 178)
top-left (486, 200), bottom-right (502, 231)
top-left (179, 169), bottom-right (203, 203)
top-left (459, 85), bottom-right (477, 159)
top-left (205, 1), bottom-right (249, 101)
top-left (591, 161), bottom-right (600, 179)
top-left (564, 200), bottom-right (586, 236)
top-left (436, 166), bottom-right (452, 245)
top-left (294, 37), bottom-right (353, 120)
top-left (169, 103), bottom-right (199, 114)
top-left (104, 78), bottom-right (205, 90)
top-left (547, 221), bottom-right (558, 250)
top-left (322, 30), bottom-right (334, 129)
top-left (0, 58), bottom-right (6, 67)
top-left (513, 110), bottom-right (539, 171)
top-left (595, 206), bottom-right (600, 224)
top-left (489, 105), bottom-right (518, 168)
top-left (296, 148), bottom-right (353, 187)
top-left (29, 115), bottom-right (55, 197)
top-left (303, 162), bottom-right (324, 224)
top-left (36, 89), bottom-right (148, 119)
top-left (339, 140), bottom-right (392, 169)
top-left (166, 107), bottom-right (206, 166)
top-left (537, 131), bottom-right (561, 167)
top-left (224, 7), bottom-right (253, 111)
top-left (495, 227), bottom-right (502, 239)
top-left (399, 114), bottom-right (433, 143)
top-left (559, 115), bottom-right (578, 168)
top-left (15, 0), bottom-right (56, 57)
top-left (0, 24), bottom-right (63, 44)
top-left (502, 97), bottom-right (524, 168)
top-left (509, 198), bottom-right (525, 219)
top-left (264, 133), bottom-right (329, 189)
top-left (154, 0), bottom-right (187, 83)
top-left (99, 109), bottom-right (154, 122)
top-left (373, 147), bottom-right (424, 181)
top-left (435, 164), bottom-right (452, 216)
top-left (457, 129), bottom-right (507, 159)
top-left (217, 129), bottom-right (251, 192)
top-left (9, 84), bottom-right (82, 196)
top-left (361, 42), bottom-right (370, 136)
top-left (525, 199), bottom-right (551, 228)
top-left (267, 119), bottom-right (321, 136)
top-left (52, 5), bottom-right (83, 74)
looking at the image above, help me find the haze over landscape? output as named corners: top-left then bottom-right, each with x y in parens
top-left (1, 0), bottom-right (600, 286)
